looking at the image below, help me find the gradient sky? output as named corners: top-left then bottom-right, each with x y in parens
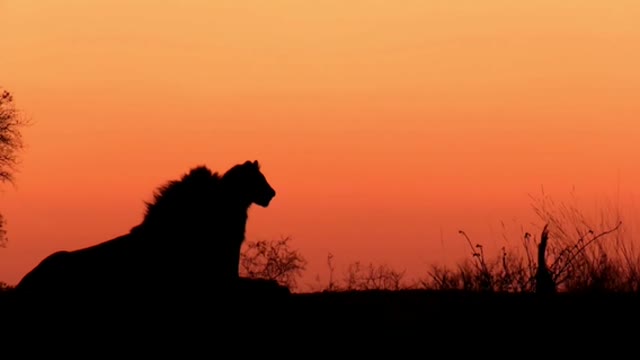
top-left (1, 1), bottom-right (639, 290)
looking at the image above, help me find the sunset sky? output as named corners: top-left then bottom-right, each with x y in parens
top-left (1, 1), bottom-right (639, 290)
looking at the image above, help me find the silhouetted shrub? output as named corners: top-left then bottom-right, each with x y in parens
top-left (342, 262), bottom-right (407, 291)
top-left (0, 87), bottom-right (30, 246)
top-left (239, 236), bottom-right (307, 291)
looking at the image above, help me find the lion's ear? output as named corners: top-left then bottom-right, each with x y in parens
top-left (253, 160), bottom-right (259, 167)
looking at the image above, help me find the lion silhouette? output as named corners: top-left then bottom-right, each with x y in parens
top-left (13, 160), bottom-right (281, 317)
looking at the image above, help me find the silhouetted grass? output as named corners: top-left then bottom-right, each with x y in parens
top-left (414, 192), bottom-right (637, 294)
top-left (2, 192), bottom-right (638, 298)
top-left (308, 191), bottom-right (639, 294)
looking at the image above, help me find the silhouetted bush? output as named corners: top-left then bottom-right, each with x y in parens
top-left (0, 87), bottom-right (30, 247)
top-left (0, 88), bottom-right (29, 184)
top-left (239, 236), bottom-right (307, 291)
top-left (341, 262), bottom-right (407, 291)
top-left (306, 253), bottom-right (412, 292)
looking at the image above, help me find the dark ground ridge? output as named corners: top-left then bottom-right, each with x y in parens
top-left (1, 289), bottom-right (638, 351)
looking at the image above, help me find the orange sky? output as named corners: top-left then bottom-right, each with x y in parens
top-left (1, 1), bottom-right (639, 290)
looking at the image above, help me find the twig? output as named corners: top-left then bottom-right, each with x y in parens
top-left (553, 221), bottom-right (623, 283)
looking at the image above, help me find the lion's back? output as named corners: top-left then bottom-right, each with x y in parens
top-left (15, 250), bottom-right (72, 295)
